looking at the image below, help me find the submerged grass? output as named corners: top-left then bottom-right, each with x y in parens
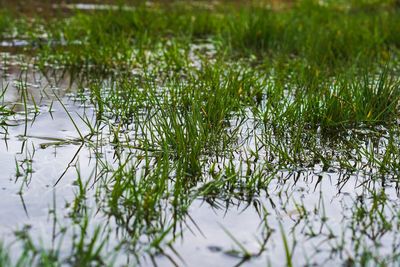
top-left (1, 0), bottom-right (400, 266)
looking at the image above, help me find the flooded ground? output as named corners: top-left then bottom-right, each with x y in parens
top-left (1, 1), bottom-right (400, 266)
top-left (1, 60), bottom-right (400, 266)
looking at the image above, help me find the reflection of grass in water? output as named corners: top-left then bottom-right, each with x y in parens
top-left (0, 83), bottom-right (13, 125)
top-left (0, 105), bottom-right (11, 126)
top-left (0, 0), bottom-right (400, 266)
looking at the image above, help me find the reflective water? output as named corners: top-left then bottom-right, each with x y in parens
top-left (1, 56), bottom-right (399, 267)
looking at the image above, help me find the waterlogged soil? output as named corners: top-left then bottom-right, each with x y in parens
top-left (1, 57), bottom-right (400, 266)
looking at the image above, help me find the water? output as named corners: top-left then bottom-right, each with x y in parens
top-left (0, 63), bottom-right (95, 243)
top-left (1, 54), bottom-right (400, 266)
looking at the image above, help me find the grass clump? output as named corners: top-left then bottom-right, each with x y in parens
top-left (292, 68), bottom-right (400, 128)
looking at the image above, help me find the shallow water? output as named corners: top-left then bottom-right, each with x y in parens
top-left (1, 56), bottom-right (400, 267)
top-left (0, 64), bottom-right (95, 240)
top-left (51, 3), bottom-right (136, 12)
